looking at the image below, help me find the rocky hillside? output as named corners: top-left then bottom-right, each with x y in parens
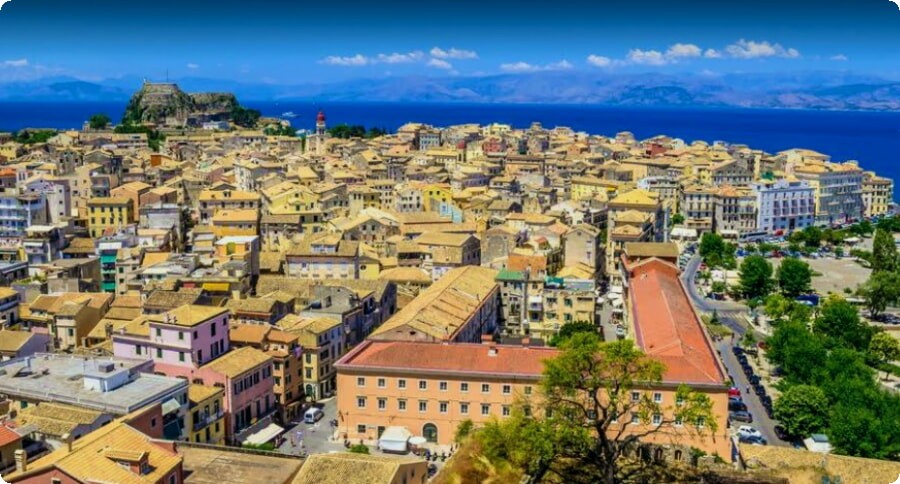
top-left (121, 82), bottom-right (238, 125)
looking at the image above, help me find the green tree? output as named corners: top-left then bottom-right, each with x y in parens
top-left (777, 257), bottom-right (812, 298)
top-left (738, 255), bottom-right (774, 300)
top-left (348, 444), bottom-right (369, 454)
top-left (538, 334), bottom-right (718, 483)
top-left (767, 320), bottom-right (826, 384)
top-left (476, 407), bottom-right (557, 480)
top-left (699, 232), bottom-right (726, 268)
top-left (801, 226), bottom-right (823, 248)
top-left (548, 320), bottom-right (596, 347)
top-left (455, 419), bottom-right (475, 443)
top-left (814, 296), bottom-right (873, 352)
top-left (774, 385), bottom-right (829, 438)
top-left (88, 113), bottom-right (111, 130)
top-left (231, 105), bottom-right (261, 128)
top-left (856, 271), bottom-right (900, 319)
top-left (670, 213), bottom-right (685, 226)
top-left (871, 228), bottom-right (899, 274)
top-left (869, 332), bottom-right (900, 380)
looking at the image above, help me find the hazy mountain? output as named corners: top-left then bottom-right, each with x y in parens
top-left (0, 72), bottom-right (899, 110)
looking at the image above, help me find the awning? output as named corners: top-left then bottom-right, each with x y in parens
top-left (202, 282), bottom-right (231, 292)
top-left (378, 426), bottom-right (411, 453)
top-left (242, 423), bottom-right (285, 446)
top-left (161, 398), bottom-right (181, 415)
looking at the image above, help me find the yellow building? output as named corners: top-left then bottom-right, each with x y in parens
top-left (862, 174), bottom-right (893, 218)
top-left (187, 384), bottom-right (226, 445)
top-left (211, 209), bottom-right (259, 238)
top-left (420, 183), bottom-right (453, 212)
top-left (570, 176), bottom-right (623, 201)
top-left (261, 181), bottom-right (320, 215)
top-left (87, 197), bottom-right (133, 238)
top-left (278, 315), bottom-right (345, 401)
top-left (605, 189), bottom-right (664, 280)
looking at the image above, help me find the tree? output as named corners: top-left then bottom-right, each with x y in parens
top-left (699, 233), bottom-right (727, 268)
top-left (774, 385), bottom-right (829, 438)
top-left (548, 320), bottom-right (596, 347)
top-left (777, 257), bottom-right (812, 298)
top-left (738, 255), bottom-right (774, 300)
top-left (670, 213), bottom-right (685, 226)
top-left (814, 296), bottom-right (873, 352)
top-left (871, 228), bottom-right (899, 274)
top-left (348, 443), bottom-right (369, 454)
top-left (856, 271), bottom-right (900, 318)
top-left (801, 226), bottom-right (822, 248)
top-left (766, 321), bottom-right (826, 385)
top-left (538, 334), bottom-right (718, 483)
top-left (231, 105), bottom-right (261, 128)
top-left (869, 332), bottom-right (900, 380)
top-left (88, 113), bottom-right (111, 130)
top-left (455, 419), bottom-right (475, 443)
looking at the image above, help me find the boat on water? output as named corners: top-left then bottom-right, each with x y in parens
top-left (281, 111), bottom-right (297, 118)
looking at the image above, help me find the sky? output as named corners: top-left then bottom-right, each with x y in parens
top-left (0, 0), bottom-right (898, 83)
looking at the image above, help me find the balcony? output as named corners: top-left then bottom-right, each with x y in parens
top-left (192, 410), bottom-right (224, 432)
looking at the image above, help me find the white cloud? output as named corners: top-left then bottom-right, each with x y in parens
top-left (430, 47), bottom-right (478, 60)
top-left (586, 54), bottom-right (612, 67)
top-left (704, 49), bottom-right (722, 59)
top-left (2, 58), bottom-right (28, 67)
top-left (666, 43), bottom-right (702, 58)
top-left (627, 49), bottom-right (668, 65)
top-left (320, 54), bottom-right (370, 66)
top-left (724, 39), bottom-right (801, 59)
top-left (500, 60), bottom-right (572, 72)
top-left (888, 0), bottom-right (900, 10)
top-left (427, 58), bottom-right (453, 70)
top-left (0, 0), bottom-right (12, 11)
top-left (375, 51), bottom-right (424, 64)
top-left (830, 54), bottom-right (849, 61)
top-left (186, 63), bottom-right (199, 70)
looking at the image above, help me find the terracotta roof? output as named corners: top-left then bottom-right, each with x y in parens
top-left (202, 346), bottom-right (272, 378)
top-left (627, 258), bottom-right (725, 385)
top-left (0, 425), bottom-right (21, 447)
top-left (338, 340), bottom-right (555, 379)
top-left (151, 305), bottom-right (227, 327)
top-left (291, 453), bottom-right (424, 484)
top-left (623, 242), bottom-right (679, 259)
top-left (229, 323), bottom-right (271, 344)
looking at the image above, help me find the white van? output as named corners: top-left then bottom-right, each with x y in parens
top-left (304, 407), bottom-right (324, 424)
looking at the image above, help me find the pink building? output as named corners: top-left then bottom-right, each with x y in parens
top-left (113, 305), bottom-right (276, 442)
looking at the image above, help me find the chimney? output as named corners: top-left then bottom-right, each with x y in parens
top-left (482, 334), bottom-right (493, 344)
top-left (62, 432), bottom-right (73, 452)
top-left (14, 448), bottom-right (27, 473)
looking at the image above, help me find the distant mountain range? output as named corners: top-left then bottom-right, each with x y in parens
top-left (1, 71), bottom-right (899, 111)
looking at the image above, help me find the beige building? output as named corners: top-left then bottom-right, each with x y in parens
top-left (605, 189), bottom-right (665, 281)
top-left (793, 161), bottom-right (864, 225)
top-left (278, 315), bottom-right (345, 401)
top-left (862, 173), bottom-right (893, 218)
top-left (714, 185), bottom-right (757, 238)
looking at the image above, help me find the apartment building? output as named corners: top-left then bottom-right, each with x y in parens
top-left (793, 161), bottom-right (864, 225)
top-left (285, 234), bottom-right (360, 280)
top-left (751, 179), bottom-right (816, 234)
top-left (862, 173), bottom-right (893, 218)
top-left (605, 189), bottom-right (665, 282)
top-left (87, 197), bottom-right (134, 238)
top-left (277, 315), bottom-right (345, 401)
top-left (713, 185), bottom-right (757, 238)
top-left (187, 384), bottom-right (226, 445)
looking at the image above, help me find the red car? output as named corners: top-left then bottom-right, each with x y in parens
top-left (728, 387), bottom-right (741, 398)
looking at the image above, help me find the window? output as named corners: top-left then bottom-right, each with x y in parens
top-left (653, 392), bottom-right (662, 403)
top-left (357, 377), bottom-right (366, 387)
top-left (398, 379), bottom-right (407, 389)
top-left (418, 401), bottom-right (427, 412)
top-left (652, 414), bottom-right (662, 425)
top-left (481, 404), bottom-right (490, 416)
top-left (631, 391), bottom-right (640, 402)
top-left (460, 402), bottom-right (469, 414)
top-left (674, 415), bottom-right (683, 427)
top-left (439, 381), bottom-right (448, 391)
top-left (357, 397), bottom-right (366, 409)
top-left (418, 380), bottom-right (427, 390)
top-left (502, 384), bottom-right (511, 395)
top-left (631, 413), bottom-right (640, 424)
top-left (357, 424), bottom-right (366, 434)
top-left (481, 383), bottom-right (490, 393)
top-left (378, 398), bottom-right (387, 410)
top-left (524, 385), bottom-right (532, 395)
top-left (178, 332), bottom-right (184, 340)
top-left (156, 348), bottom-right (163, 358)
top-left (135, 345), bottom-right (142, 355)
top-left (377, 378), bottom-right (386, 388)
top-left (695, 417), bottom-right (706, 428)
top-left (460, 382), bottom-right (469, 393)
top-left (439, 401), bottom-right (448, 413)
top-left (675, 395), bottom-right (684, 406)
top-left (398, 399), bottom-right (407, 411)
top-left (179, 352), bottom-right (185, 362)
top-left (502, 405), bottom-right (511, 417)
top-left (155, 328), bottom-right (162, 337)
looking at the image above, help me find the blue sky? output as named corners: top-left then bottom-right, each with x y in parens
top-left (0, 0), bottom-right (898, 83)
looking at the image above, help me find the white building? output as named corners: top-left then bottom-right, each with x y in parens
top-left (752, 179), bottom-right (816, 234)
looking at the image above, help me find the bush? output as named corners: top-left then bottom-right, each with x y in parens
top-left (349, 443), bottom-right (370, 454)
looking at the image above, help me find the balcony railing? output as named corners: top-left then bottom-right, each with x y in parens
top-left (192, 410), bottom-right (224, 431)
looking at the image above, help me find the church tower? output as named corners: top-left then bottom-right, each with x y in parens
top-left (315, 110), bottom-right (327, 154)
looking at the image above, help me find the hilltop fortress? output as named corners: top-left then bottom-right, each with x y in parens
top-left (122, 81), bottom-right (240, 127)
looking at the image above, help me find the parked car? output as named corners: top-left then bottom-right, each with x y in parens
top-left (730, 411), bottom-right (753, 423)
top-left (738, 425), bottom-right (763, 439)
top-left (729, 401), bottom-right (748, 412)
top-left (774, 425), bottom-right (790, 441)
top-left (739, 434), bottom-right (768, 445)
top-left (728, 387), bottom-right (742, 398)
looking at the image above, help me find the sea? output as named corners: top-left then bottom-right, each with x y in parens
top-left (1, 101), bottom-right (897, 198)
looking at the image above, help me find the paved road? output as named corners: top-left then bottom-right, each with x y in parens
top-left (682, 254), bottom-right (786, 447)
top-left (278, 397), bottom-right (342, 456)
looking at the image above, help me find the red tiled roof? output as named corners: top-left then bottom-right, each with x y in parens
top-left (627, 258), bottom-right (725, 385)
top-left (0, 425), bottom-right (21, 447)
top-left (337, 341), bottom-right (558, 379)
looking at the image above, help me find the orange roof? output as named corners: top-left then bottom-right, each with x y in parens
top-left (627, 258), bottom-right (725, 385)
top-left (507, 253), bottom-right (548, 273)
top-left (337, 341), bottom-right (557, 379)
top-left (0, 425), bottom-right (22, 446)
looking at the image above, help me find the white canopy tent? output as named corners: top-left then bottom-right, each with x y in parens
top-left (378, 426), bottom-right (412, 453)
top-left (242, 423), bottom-right (285, 446)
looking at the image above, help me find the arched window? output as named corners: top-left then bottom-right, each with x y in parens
top-left (422, 423), bottom-right (438, 443)
top-left (305, 384), bottom-right (315, 399)
top-left (654, 448), bottom-right (664, 462)
top-left (674, 450), bottom-right (683, 461)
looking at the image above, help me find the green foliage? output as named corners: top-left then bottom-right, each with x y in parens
top-left (849, 248), bottom-right (873, 266)
top-left (476, 408), bottom-right (557, 479)
top-left (738, 255), bottom-right (774, 300)
top-left (814, 296), bottom-right (874, 352)
top-left (871, 228), bottom-right (899, 274)
top-left (231, 105), bottom-right (261, 128)
top-left (699, 233), bottom-right (736, 269)
top-left (876, 216), bottom-right (900, 233)
top-left (767, 320), bottom-right (827, 385)
top-left (348, 443), bottom-right (370, 454)
top-left (856, 271), bottom-right (900, 318)
top-left (774, 385), bottom-right (829, 437)
top-left (455, 419), bottom-right (475, 444)
top-left (548, 320), bottom-right (596, 347)
top-left (328, 124), bottom-right (388, 139)
top-left (869, 332), bottom-right (900, 378)
top-left (263, 124), bottom-right (297, 136)
top-left (88, 113), bottom-right (111, 130)
top-left (14, 129), bottom-right (56, 144)
top-left (670, 213), bottom-right (685, 226)
top-left (241, 442), bottom-right (276, 451)
top-left (776, 257), bottom-right (812, 298)
top-left (114, 124), bottom-right (165, 152)
top-left (711, 280), bottom-right (727, 294)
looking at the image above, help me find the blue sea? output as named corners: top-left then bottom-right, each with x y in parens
top-left (1, 101), bottom-right (897, 198)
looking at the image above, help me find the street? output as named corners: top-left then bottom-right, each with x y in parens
top-left (682, 254), bottom-right (786, 447)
